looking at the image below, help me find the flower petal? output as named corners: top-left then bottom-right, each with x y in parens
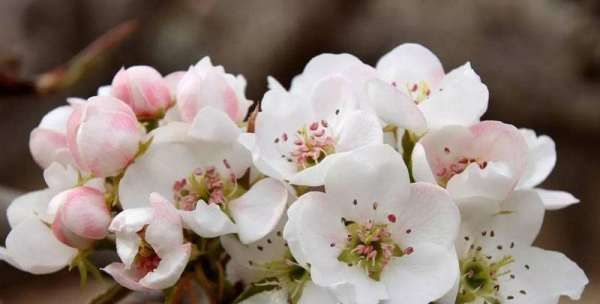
top-left (0, 218), bottom-right (76, 274)
top-left (324, 144), bottom-right (410, 223)
top-left (298, 282), bottom-right (339, 304)
top-left (419, 63), bottom-right (488, 129)
top-left (499, 247), bottom-right (588, 303)
top-left (7, 189), bottom-right (56, 228)
top-left (517, 129), bottom-right (556, 189)
top-left (535, 188), bottom-right (579, 210)
top-left (334, 110), bottom-right (383, 152)
top-left (376, 43), bottom-right (445, 89)
top-left (139, 243), bottom-right (192, 290)
top-left (228, 178), bottom-right (288, 244)
top-left (287, 153), bottom-right (344, 187)
top-left (239, 289), bottom-right (288, 304)
top-left (446, 162), bottom-right (516, 202)
top-left (179, 200), bottom-right (237, 238)
top-left (390, 182), bottom-right (460, 249)
top-left (103, 262), bottom-right (150, 291)
top-left (366, 79), bottom-right (426, 134)
top-left (381, 243), bottom-right (459, 304)
top-left (144, 193), bottom-right (183, 255)
top-left (188, 106), bottom-right (241, 144)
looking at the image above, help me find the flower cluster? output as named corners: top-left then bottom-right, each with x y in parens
top-left (1, 44), bottom-right (588, 304)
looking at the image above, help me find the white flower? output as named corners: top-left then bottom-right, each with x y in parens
top-left (376, 43), bottom-right (489, 130)
top-left (412, 121), bottom-right (528, 203)
top-left (438, 189), bottom-right (588, 304)
top-left (29, 105), bottom-right (75, 169)
top-left (516, 128), bottom-right (579, 210)
top-left (176, 57), bottom-right (250, 124)
top-left (284, 144), bottom-right (460, 304)
top-left (103, 193), bottom-right (192, 291)
top-left (243, 84), bottom-right (383, 186)
top-left (222, 216), bottom-right (340, 303)
top-left (0, 163), bottom-right (82, 274)
top-left (287, 53), bottom-right (426, 135)
top-left (119, 110), bottom-right (288, 244)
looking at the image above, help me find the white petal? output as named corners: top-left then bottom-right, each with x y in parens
top-left (376, 43), bottom-right (445, 89)
top-left (517, 129), bottom-right (556, 189)
top-left (109, 208), bottom-right (153, 233)
top-left (381, 243), bottom-right (459, 304)
top-left (139, 243), bottom-right (192, 290)
top-left (366, 79), bottom-right (426, 134)
top-left (419, 63), bottom-right (488, 129)
top-left (228, 178), bottom-right (288, 244)
top-left (310, 76), bottom-right (359, 122)
top-left (7, 189), bottom-right (56, 228)
top-left (299, 281), bottom-right (339, 304)
top-left (287, 153), bottom-right (343, 187)
top-left (335, 110), bottom-right (383, 152)
top-left (324, 144), bottom-right (410, 223)
top-left (188, 106), bottom-right (241, 144)
top-left (447, 162), bottom-right (515, 202)
top-left (535, 188), bottom-right (579, 210)
top-left (43, 162), bottom-right (78, 190)
top-left (179, 200), bottom-right (237, 238)
top-left (103, 262), bottom-right (151, 291)
top-left (391, 182), bottom-right (460, 249)
top-left (458, 189), bottom-right (545, 255)
top-left (115, 231), bottom-right (142, 268)
top-left (289, 192), bottom-right (346, 268)
top-left (499, 247), bottom-right (588, 303)
top-left (411, 142), bottom-right (437, 184)
top-left (311, 264), bottom-right (387, 304)
top-left (239, 289), bottom-right (288, 304)
top-left (0, 218), bottom-right (76, 274)
top-left (144, 193), bottom-right (184, 255)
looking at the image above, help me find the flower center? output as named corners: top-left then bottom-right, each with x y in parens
top-left (393, 80), bottom-right (431, 104)
top-left (134, 231), bottom-right (162, 275)
top-left (172, 164), bottom-right (246, 211)
top-left (258, 253), bottom-right (310, 303)
top-left (457, 253), bottom-right (514, 304)
top-left (337, 221), bottom-right (406, 281)
top-left (274, 120), bottom-right (336, 171)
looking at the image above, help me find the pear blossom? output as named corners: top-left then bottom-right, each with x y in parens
top-left (66, 96), bottom-right (145, 177)
top-left (47, 186), bottom-right (111, 249)
top-left (221, 217), bottom-right (340, 303)
top-left (243, 85), bottom-right (383, 186)
top-left (103, 193), bottom-right (192, 291)
top-left (412, 120), bottom-right (528, 202)
top-left (376, 43), bottom-right (489, 130)
top-left (287, 53), bottom-right (427, 135)
top-left (110, 66), bottom-right (174, 119)
top-left (119, 110), bottom-right (288, 244)
top-left (516, 128), bottom-right (579, 210)
top-left (285, 145), bottom-right (460, 304)
top-left (29, 105), bottom-right (75, 168)
top-left (439, 190), bottom-right (587, 304)
top-left (0, 163), bottom-right (82, 274)
top-left (176, 57), bottom-right (250, 124)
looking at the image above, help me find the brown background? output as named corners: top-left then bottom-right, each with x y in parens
top-left (0, 0), bottom-right (599, 303)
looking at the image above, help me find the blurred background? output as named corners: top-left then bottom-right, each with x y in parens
top-left (0, 0), bottom-right (599, 302)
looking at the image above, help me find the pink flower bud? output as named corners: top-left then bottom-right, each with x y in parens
top-left (111, 66), bottom-right (173, 119)
top-left (29, 105), bottom-right (75, 168)
top-left (176, 57), bottom-right (250, 123)
top-left (49, 186), bottom-right (111, 249)
top-left (67, 96), bottom-right (145, 177)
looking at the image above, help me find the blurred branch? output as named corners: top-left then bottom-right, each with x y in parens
top-left (0, 20), bottom-right (139, 96)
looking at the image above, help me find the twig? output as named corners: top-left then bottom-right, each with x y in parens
top-left (90, 283), bottom-right (132, 304)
